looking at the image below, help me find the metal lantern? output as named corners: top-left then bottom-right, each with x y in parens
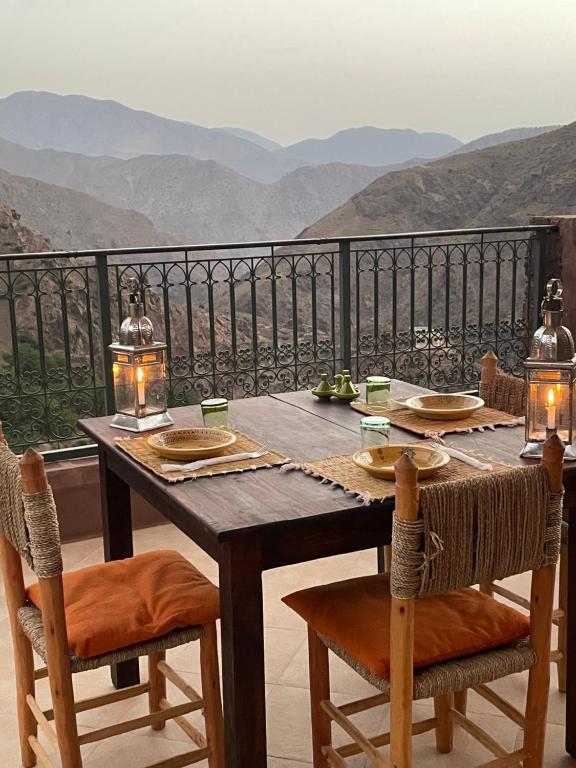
top-left (521, 278), bottom-right (576, 459)
top-left (109, 279), bottom-right (174, 432)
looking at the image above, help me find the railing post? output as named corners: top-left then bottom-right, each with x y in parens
top-left (338, 240), bottom-right (352, 373)
top-left (530, 229), bottom-right (547, 333)
top-left (96, 253), bottom-right (116, 415)
top-left (530, 216), bottom-right (576, 333)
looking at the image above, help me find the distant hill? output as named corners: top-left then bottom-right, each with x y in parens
top-left (453, 125), bottom-right (562, 154)
top-left (299, 122), bottom-right (576, 237)
top-left (276, 126), bottom-right (462, 167)
top-left (0, 168), bottom-right (172, 251)
top-left (218, 126), bottom-right (282, 151)
top-left (0, 91), bottom-right (299, 182)
top-left (0, 138), bottom-right (388, 242)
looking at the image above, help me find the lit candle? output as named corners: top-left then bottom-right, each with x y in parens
top-left (136, 366), bottom-right (146, 408)
top-left (546, 387), bottom-right (556, 430)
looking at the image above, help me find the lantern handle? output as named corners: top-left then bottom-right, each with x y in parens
top-left (545, 278), bottom-right (563, 299)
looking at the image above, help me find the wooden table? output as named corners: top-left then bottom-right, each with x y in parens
top-left (79, 383), bottom-right (576, 765)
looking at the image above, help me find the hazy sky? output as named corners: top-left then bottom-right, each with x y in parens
top-left (3, 0), bottom-right (575, 145)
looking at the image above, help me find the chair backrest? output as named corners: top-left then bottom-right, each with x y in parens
top-left (391, 438), bottom-right (563, 600)
top-left (0, 424), bottom-right (63, 581)
top-left (479, 351), bottom-right (526, 417)
top-left (391, 465), bottom-right (562, 600)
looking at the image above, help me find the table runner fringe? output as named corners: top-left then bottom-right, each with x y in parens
top-left (281, 444), bottom-right (517, 506)
top-left (422, 415), bottom-right (524, 438)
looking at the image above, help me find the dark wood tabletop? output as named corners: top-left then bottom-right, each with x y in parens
top-left (79, 384), bottom-right (576, 766)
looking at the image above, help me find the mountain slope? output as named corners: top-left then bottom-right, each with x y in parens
top-left (0, 202), bottom-right (52, 254)
top-left (218, 126), bottom-right (282, 151)
top-left (299, 122), bottom-right (576, 237)
top-left (0, 91), bottom-right (298, 182)
top-left (0, 138), bottom-right (387, 242)
top-left (276, 126), bottom-right (462, 167)
top-left (453, 125), bottom-right (562, 154)
top-left (0, 169), bottom-right (173, 251)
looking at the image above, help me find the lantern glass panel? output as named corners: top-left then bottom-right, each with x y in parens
top-left (526, 369), bottom-right (572, 443)
top-left (112, 350), bottom-right (167, 417)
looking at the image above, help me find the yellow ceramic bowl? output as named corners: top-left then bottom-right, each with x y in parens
top-left (148, 428), bottom-right (237, 460)
top-left (404, 394), bottom-right (484, 421)
top-left (352, 444), bottom-right (450, 480)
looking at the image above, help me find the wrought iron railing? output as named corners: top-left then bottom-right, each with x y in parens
top-left (0, 225), bottom-right (554, 456)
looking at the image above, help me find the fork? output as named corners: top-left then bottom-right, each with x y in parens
top-left (161, 445), bottom-right (270, 473)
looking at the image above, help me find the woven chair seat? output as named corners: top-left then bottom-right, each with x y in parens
top-left (18, 604), bottom-right (203, 673)
top-left (320, 633), bottom-right (536, 701)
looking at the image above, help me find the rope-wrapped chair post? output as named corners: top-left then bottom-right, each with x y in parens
top-left (19, 449), bottom-right (82, 768)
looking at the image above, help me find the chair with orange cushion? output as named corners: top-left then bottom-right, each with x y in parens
top-left (283, 434), bottom-right (563, 768)
top-left (479, 350), bottom-right (567, 692)
top-left (0, 425), bottom-right (223, 768)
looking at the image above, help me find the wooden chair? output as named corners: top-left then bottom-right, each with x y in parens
top-left (479, 351), bottom-right (567, 692)
top-left (283, 434), bottom-right (563, 767)
top-left (0, 424), bottom-right (224, 768)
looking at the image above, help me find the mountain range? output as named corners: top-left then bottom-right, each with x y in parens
top-left (299, 122), bottom-right (576, 237)
top-left (0, 91), bottom-right (461, 182)
top-left (275, 127), bottom-right (461, 166)
top-left (0, 137), bottom-right (389, 243)
top-left (0, 90), bottom-right (569, 254)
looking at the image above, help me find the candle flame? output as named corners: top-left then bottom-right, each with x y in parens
top-left (547, 387), bottom-right (555, 406)
top-left (136, 366), bottom-right (144, 383)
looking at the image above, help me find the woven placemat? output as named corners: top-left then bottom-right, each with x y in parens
top-left (282, 442), bottom-right (515, 504)
top-left (115, 431), bottom-right (289, 483)
top-left (351, 401), bottom-right (523, 436)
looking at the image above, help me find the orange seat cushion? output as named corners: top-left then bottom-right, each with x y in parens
top-left (283, 574), bottom-right (530, 679)
top-left (27, 550), bottom-right (219, 659)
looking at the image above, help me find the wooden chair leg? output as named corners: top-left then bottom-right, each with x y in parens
top-left (0, 533), bottom-right (38, 767)
top-left (434, 693), bottom-right (454, 753)
top-left (149, 651), bottom-right (167, 730)
top-left (49, 661), bottom-right (82, 768)
top-left (523, 565), bottom-right (556, 768)
top-left (454, 689), bottom-right (467, 716)
top-left (557, 541), bottom-right (568, 692)
top-left (42, 578), bottom-right (82, 768)
top-left (308, 627), bottom-right (331, 768)
top-left (200, 623), bottom-right (224, 768)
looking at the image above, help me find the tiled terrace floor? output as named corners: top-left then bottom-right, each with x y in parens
top-left (0, 523), bottom-right (573, 767)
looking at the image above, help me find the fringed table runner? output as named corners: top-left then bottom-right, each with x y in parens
top-left (115, 431), bottom-right (289, 483)
top-left (351, 402), bottom-right (523, 437)
top-left (282, 442), bottom-right (515, 504)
